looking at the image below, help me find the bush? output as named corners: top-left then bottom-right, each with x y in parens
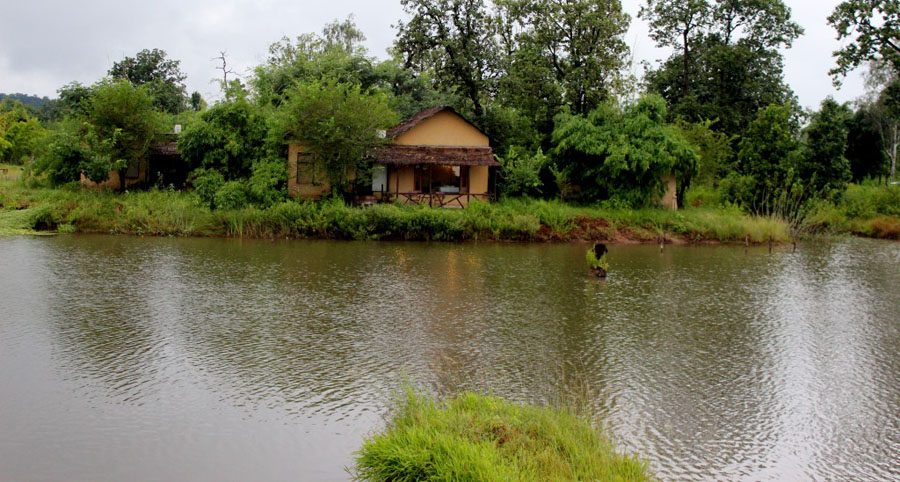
top-left (191, 168), bottom-right (224, 208)
top-left (248, 158), bottom-right (287, 207)
top-left (499, 147), bottom-right (547, 198)
top-left (841, 183), bottom-right (900, 218)
top-left (354, 389), bottom-right (650, 481)
top-left (214, 181), bottom-right (250, 210)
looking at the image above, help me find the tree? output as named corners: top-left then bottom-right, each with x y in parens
top-left (253, 17), bottom-right (382, 107)
top-left (861, 61), bottom-right (900, 180)
top-left (640, 0), bottom-right (709, 99)
top-left (800, 98), bottom-right (853, 194)
top-left (828, 0), bottom-right (900, 81)
top-left (0, 99), bottom-right (46, 164)
top-left (177, 85), bottom-right (269, 180)
top-left (735, 102), bottom-right (803, 206)
top-left (109, 48), bottom-right (188, 114)
top-left (270, 79), bottom-right (398, 190)
top-left (504, 0), bottom-right (631, 115)
top-left (32, 81), bottom-right (160, 188)
top-left (551, 94), bottom-right (698, 206)
top-left (395, 0), bottom-right (501, 117)
top-left (642, 0), bottom-right (802, 134)
top-left (82, 79), bottom-right (160, 190)
top-left (846, 105), bottom-right (887, 181)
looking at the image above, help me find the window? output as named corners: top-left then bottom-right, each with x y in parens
top-left (296, 152), bottom-right (318, 185)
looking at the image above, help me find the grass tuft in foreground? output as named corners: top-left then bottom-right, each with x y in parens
top-left (353, 389), bottom-right (650, 482)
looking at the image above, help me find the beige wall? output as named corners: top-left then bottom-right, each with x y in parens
top-left (660, 174), bottom-right (678, 210)
top-left (394, 111), bottom-right (489, 147)
top-left (80, 160), bottom-right (147, 190)
top-left (287, 143), bottom-right (332, 199)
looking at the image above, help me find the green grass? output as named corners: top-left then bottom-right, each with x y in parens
top-left (0, 164), bottom-right (23, 181)
top-left (0, 179), bottom-right (801, 243)
top-left (353, 389), bottom-right (650, 482)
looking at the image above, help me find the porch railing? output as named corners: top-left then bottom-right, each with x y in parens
top-left (381, 192), bottom-right (494, 208)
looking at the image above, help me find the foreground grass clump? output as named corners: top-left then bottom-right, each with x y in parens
top-left (353, 390), bottom-right (650, 482)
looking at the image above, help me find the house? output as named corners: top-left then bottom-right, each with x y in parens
top-left (287, 106), bottom-right (499, 207)
top-left (80, 132), bottom-right (187, 190)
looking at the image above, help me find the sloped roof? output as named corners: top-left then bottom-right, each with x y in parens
top-left (374, 145), bottom-right (499, 167)
top-left (386, 106), bottom-right (488, 140)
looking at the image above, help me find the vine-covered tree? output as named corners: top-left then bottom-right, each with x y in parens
top-left (552, 94), bottom-right (698, 206)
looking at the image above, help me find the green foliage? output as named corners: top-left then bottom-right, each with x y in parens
top-left (270, 78), bottom-right (397, 189)
top-left (841, 183), bottom-right (900, 218)
top-left (828, 1), bottom-right (900, 81)
top-left (191, 168), bottom-right (225, 209)
top-left (846, 104), bottom-right (888, 181)
top-left (0, 99), bottom-right (46, 164)
top-left (213, 181), bottom-right (250, 210)
top-left (585, 249), bottom-right (609, 272)
top-left (30, 80), bottom-right (159, 188)
top-left (735, 102), bottom-right (804, 208)
top-left (81, 79), bottom-right (160, 186)
top-left (641, 0), bottom-right (802, 135)
top-left (800, 98), bottom-right (853, 195)
top-left (552, 94), bottom-right (698, 206)
top-left (500, 0), bottom-right (631, 115)
top-left (109, 48), bottom-right (188, 114)
top-left (353, 389), bottom-right (650, 481)
top-left (676, 118), bottom-right (732, 184)
top-left (177, 88), bottom-right (268, 180)
top-left (499, 147), bottom-right (547, 198)
top-left (395, 0), bottom-right (500, 117)
top-left (248, 158), bottom-right (288, 207)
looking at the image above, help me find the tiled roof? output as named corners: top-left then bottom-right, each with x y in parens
top-left (374, 145), bottom-right (499, 167)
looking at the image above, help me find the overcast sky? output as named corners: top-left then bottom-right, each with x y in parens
top-left (0, 0), bottom-right (867, 110)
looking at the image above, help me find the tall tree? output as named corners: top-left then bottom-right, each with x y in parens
top-left (641, 0), bottom-right (802, 134)
top-left (828, 0), bottom-right (900, 81)
top-left (640, 0), bottom-right (709, 98)
top-left (502, 0), bottom-right (631, 116)
top-left (395, 0), bottom-right (501, 117)
top-left (109, 48), bottom-right (188, 114)
top-left (800, 98), bottom-right (853, 194)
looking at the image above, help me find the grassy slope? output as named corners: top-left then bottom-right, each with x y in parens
top-left (0, 181), bottom-right (797, 243)
top-left (353, 390), bottom-right (650, 482)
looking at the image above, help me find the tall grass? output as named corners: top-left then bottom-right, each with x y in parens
top-left (1, 180), bottom-right (797, 243)
top-left (353, 388), bottom-right (650, 482)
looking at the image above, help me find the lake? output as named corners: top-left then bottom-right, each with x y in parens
top-left (1, 235), bottom-right (899, 481)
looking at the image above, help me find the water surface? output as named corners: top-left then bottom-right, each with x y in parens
top-left (1, 235), bottom-right (899, 481)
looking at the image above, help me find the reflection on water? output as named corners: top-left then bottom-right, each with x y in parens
top-left (1, 235), bottom-right (899, 481)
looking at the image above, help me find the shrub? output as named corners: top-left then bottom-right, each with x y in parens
top-left (214, 181), bottom-right (250, 210)
top-left (191, 168), bottom-right (224, 208)
top-left (248, 157), bottom-right (287, 207)
top-left (499, 147), bottom-right (547, 198)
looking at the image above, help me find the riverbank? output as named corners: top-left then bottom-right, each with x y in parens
top-left (353, 389), bottom-right (650, 481)
top-left (1, 181), bottom-right (897, 242)
top-left (0, 183), bottom-right (792, 243)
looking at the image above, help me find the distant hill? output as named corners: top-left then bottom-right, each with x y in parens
top-left (0, 93), bottom-right (53, 108)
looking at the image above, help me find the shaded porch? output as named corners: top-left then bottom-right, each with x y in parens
top-left (372, 145), bottom-right (499, 208)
